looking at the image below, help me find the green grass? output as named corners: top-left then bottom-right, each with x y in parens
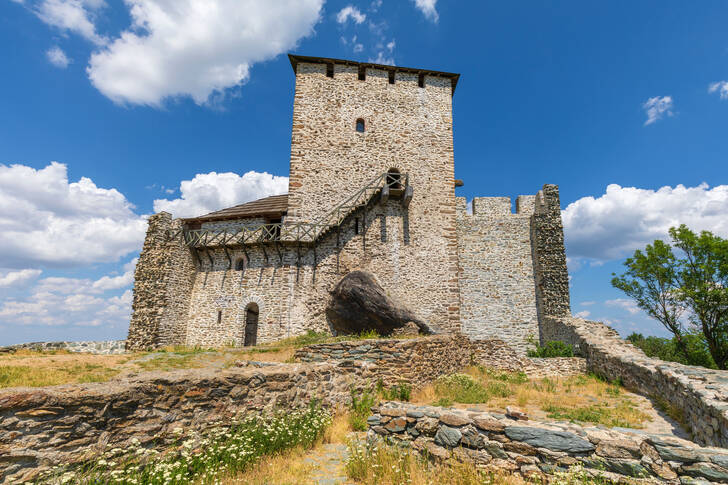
top-left (545, 402), bottom-right (645, 428)
top-left (36, 404), bottom-right (331, 485)
top-left (527, 340), bottom-right (575, 358)
top-left (433, 374), bottom-right (491, 404)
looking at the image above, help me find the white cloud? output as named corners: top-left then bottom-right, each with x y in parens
top-left (0, 162), bottom-right (147, 268)
top-left (386, 40), bottom-right (395, 52)
top-left (709, 81), bottom-right (728, 100)
top-left (642, 95), bottom-right (674, 125)
top-left (562, 183), bottom-right (728, 261)
top-left (413, 0), bottom-right (438, 22)
top-left (580, 301), bottom-right (596, 306)
top-left (353, 43), bottom-right (364, 53)
top-left (153, 170), bottom-right (289, 219)
top-left (0, 269), bottom-right (42, 288)
top-left (606, 298), bottom-right (641, 315)
top-left (46, 45), bottom-right (71, 68)
top-left (0, 270), bottom-right (134, 327)
top-left (87, 0), bottom-right (323, 106)
top-left (337, 5), bottom-right (366, 24)
top-left (35, 0), bottom-right (107, 45)
top-left (574, 310), bottom-right (591, 319)
top-left (369, 51), bottom-right (394, 66)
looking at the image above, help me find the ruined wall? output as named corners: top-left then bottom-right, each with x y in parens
top-left (370, 401), bottom-right (728, 483)
top-left (542, 316), bottom-right (728, 448)
top-left (127, 213), bottom-right (195, 350)
top-left (0, 335), bottom-right (470, 482)
top-left (456, 196), bottom-right (539, 353)
top-left (532, 185), bottom-right (570, 320)
top-left (285, 61), bottom-right (461, 333)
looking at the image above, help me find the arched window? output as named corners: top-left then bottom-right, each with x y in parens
top-left (235, 257), bottom-right (245, 271)
top-left (386, 168), bottom-right (402, 190)
top-left (356, 118), bottom-right (365, 133)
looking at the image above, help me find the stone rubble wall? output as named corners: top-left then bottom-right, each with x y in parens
top-left (470, 339), bottom-right (587, 378)
top-left (0, 335), bottom-right (469, 481)
top-left (0, 340), bottom-right (127, 355)
top-left (294, 335), bottom-right (473, 388)
top-left (296, 336), bottom-right (587, 380)
top-left (127, 213), bottom-right (196, 351)
top-left (532, 185), bottom-right (571, 320)
top-left (542, 316), bottom-right (728, 448)
top-left (368, 401), bottom-right (728, 484)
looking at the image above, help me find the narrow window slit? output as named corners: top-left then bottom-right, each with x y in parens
top-left (326, 63), bottom-right (334, 78)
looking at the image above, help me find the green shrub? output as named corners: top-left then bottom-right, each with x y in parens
top-left (383, 382), bottom-right (411, 401)
top-left (527, 340), bottom-right (574, 358)
top-left (349, 388), bottom-right (376, 431)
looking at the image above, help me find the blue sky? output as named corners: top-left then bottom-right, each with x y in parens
top-left (1, 0), bottom-right (727, 345)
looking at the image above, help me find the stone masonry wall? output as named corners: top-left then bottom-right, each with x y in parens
top-left (369, 401), bottom-right (728, 484)
top-left (1, 335), bottom-right (470, 482)
top-left (183, 193), bottom-right (457, 347)
top-left (296, 336), bottom-right (587, 380)
top-left (0, 340), bottom-right (127, 355)
top-left (127, 213), bottom-right (196, 350)
top-left (532, 185), bottom-right (571, 320)
top-left (456, 196), bottom-right (539, 353)
top-left (284, 60), bottom-right (461, 334)
top-left (542, 316), bottom-right (728, 448)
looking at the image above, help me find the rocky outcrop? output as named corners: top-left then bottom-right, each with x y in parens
top-left (0, 340), bottom-right (127, 355)
top-left (326, 271), bottom-right (437, 335)
top-left (369, 401), bottom-right (728, 484)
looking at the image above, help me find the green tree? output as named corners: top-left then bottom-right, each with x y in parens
top-left (669, 225), bottom-right (728, 369)
top-left (613, 225), bottom-right (728, 369)
top-left (611, 239), bottom-right (690, 361)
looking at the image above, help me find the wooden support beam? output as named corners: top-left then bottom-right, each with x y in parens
top-left (402, 186), bottom-right (413, 208)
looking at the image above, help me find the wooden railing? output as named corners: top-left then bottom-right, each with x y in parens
top-left (177, 171), bottom-right (410, 251)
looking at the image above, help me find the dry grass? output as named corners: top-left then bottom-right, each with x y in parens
top-left (0, 331), bottom-right (394, 389)
top-left (412, 367), bottom-right (650, 429)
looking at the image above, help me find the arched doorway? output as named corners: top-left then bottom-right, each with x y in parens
top-left (244, 303), bottom-right (259, 346)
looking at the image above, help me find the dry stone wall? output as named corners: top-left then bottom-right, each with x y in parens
top-left (127, 213), bottom-right (195, 350)
top-left (0, 340), bottom-right (126, 355)
top-left (0, 335), bottom-right (469, 481)
top-left (369, 401), bottom-right (728, 484)
top-left (542, 316), bottom-right (728, 448)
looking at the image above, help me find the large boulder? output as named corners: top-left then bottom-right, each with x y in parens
top-left (325, 271), bottom-right (437, 335)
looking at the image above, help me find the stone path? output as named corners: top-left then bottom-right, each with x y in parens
top-left (302, 443), bottom-right (354, 485)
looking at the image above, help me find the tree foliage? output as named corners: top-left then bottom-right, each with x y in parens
top-left (612, 225), bottom-right (728, 369)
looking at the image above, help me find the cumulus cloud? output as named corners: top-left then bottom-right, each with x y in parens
top-left (337, 5), bottom-right (366, 24)
top-left (46, 45), bottom-right (71, 68)
top-left (562, 183), bottom-right (728, 261)
top-left (369, 51), bottom-right (394, 66)
top-left (153, 170), bottom-right (289, 218)
top-left (35, 0), bottom-right (107, 45)
top-left (574, 310), bottom-right (591, 319)
top-left (0, 162), bottom-right (147, 268)
top-left (709, 81), bottom-right (728, 100)
top-left (605, 298), bottom-right (641, 315)
top-left (413, 0), bottom-right (438, 22)
top-left (0, 269), bottom-right (42, 288)
top-left (87, 0), bottom-right (323, 106)
top-left (642, 95), bottom-right (674, 125)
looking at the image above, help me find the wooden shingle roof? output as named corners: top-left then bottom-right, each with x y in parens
top-left (183, 194), bottom-right (288, 223)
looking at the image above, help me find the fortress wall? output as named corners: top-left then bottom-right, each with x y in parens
top-left (184, 195), bottom-right (459, 347)
top-left (127, 213), bottom-right (195, 350)
top-left (532, 185), bottom-right (570, 320)
top-left (284, 60), bottom-right (461, 333)
top-left (543, 316), bottom-right (728, 448)
top-left (456, 196), bottom-right (540, 353)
